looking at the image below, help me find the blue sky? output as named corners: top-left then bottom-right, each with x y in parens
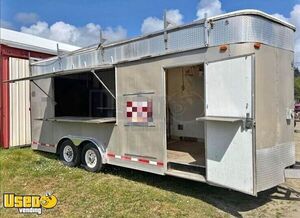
top-left (1, 0), bottom-right (299, 37)
top-left (0, 0), bottom-right (300, 66)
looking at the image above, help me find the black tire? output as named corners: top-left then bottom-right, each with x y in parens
top-left (82, 143), bottom-right (102, 173)
top-left (59, 140), bottom-right (81, 167)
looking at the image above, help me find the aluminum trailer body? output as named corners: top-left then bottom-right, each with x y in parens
top-left (9, 10), bottom-right (296, 196)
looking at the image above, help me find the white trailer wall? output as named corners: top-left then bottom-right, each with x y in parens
top-left (9, 58), bottom-right (31, 147)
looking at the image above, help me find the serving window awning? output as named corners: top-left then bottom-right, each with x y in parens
top-left (4, 64), bottom-right (114, 83)
top-left (36, 117), bottom-right (116, 124)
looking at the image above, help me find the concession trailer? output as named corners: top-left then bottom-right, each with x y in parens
top-left (7, 10), bottom-right (297, 196)
top-left (0, 28), bottom-right (79, 148)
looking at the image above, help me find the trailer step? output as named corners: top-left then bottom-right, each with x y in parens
top-left (285, 162), bottom-right (300, 179)
top-left (165, 169), bottom-right (206, 182)
top-left (167, 162), bottom-right (205, 173)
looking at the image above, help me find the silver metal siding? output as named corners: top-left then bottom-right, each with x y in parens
top-left (255, 46), bottom-right (295, 192)
top-left (209, 15), bottom-right (294, 50)
top-left (30, 14), bottom-right (294, 76)
top-left (168, 25), bottom-right (205, 51)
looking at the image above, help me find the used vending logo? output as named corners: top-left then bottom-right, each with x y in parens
top-left (3, 192), bottom-right (57, 215)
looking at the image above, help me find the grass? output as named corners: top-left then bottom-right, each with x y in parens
top-left (0, 148), bottom-right (299, 218)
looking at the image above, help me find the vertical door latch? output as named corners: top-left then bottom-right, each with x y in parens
top-left (286, 108), bottom-right (294, 121)
top-left (243, 113), bottom-right (254, 130)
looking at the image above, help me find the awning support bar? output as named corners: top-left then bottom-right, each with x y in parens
top-left (91, 70), bottom-right (116, 100)
top-left (32, 80), bottom-right (56, 104)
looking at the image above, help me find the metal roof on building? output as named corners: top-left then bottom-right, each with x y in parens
top-left (0, 28), bottom-right (80, 54)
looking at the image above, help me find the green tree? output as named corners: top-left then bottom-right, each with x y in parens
top-left (294, 73), bottom-right (300, 101)
top-left (295, 67), bottom-right (300, 77)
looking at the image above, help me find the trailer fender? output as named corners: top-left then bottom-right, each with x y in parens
top-left (56, 136), bottom-right (107, 164)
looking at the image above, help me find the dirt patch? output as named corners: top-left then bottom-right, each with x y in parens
top-left (278, 124), bottom-right (300, 218)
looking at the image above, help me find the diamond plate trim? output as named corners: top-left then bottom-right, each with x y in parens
top-left (256, 142), bottom-right (295, 192)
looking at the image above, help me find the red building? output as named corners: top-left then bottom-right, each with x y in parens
top-left (0, 28), bottom-right (79, 148)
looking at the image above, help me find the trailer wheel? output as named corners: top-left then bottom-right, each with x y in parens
top-left (59, 140), bottom-right (80, 167)
top-left (82, 143), bottom-right (102, 173)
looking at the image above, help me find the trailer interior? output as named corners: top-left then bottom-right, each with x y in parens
top-left (166, 64), bottom-right (206, 177)
top-left (53, 69), bottom-right (116, 122)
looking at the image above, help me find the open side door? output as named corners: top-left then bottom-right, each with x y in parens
top-left (204, 55), bottom-right (256, 195)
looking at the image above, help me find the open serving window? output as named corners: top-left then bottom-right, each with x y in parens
top-left (6, 65), bottom-right (117, 124)
top-left (49, 68), bottom-right (116, 123)
top-left (54, 69), bottom-right (115, 117)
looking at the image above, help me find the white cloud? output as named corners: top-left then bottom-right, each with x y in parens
top-left (15, 12), bottom-right (39, 24)
top-left (141, 17), bottom-right (164, 34)
top-left (0, 19), bottom-right (14, 29)
top-left (290, 5), bottom-right (300, 36)
top-left (141, 9), bottom-right (184, 34)
top-left (20, 21), bottom-right (127, 46)
top-left (166, 9), bottom-right (184, 26)
top-left (141, 0), bottom-right (224, 34)
top-left (21, 21), bottom-right (49, 36)
top-left (272, 13), bottom-right (289, 22)
top-left (272, 5), bottom-right (300, 67)
top-left (102, 26), bottom-right (127, 42)
top-left (49, 22), bottom-right (80, 44)
top-left (196, 0), bottom-right (224, 20)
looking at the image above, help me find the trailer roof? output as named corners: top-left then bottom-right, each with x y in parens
top-left (6, 9), bottom-right (296, 83)
top-left (36, 9), bottom-right (295, 57)
top-left (210, 9), bottom-right (295, 30)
